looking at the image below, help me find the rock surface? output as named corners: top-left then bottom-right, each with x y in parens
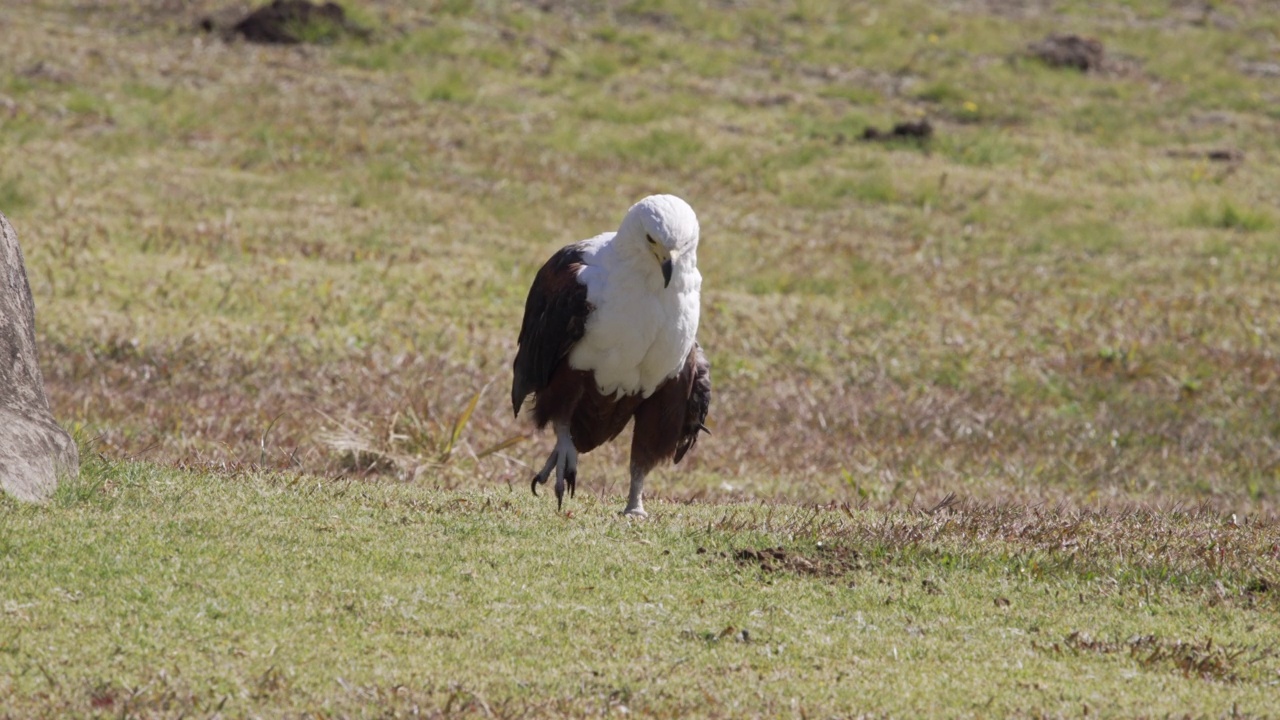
top-left (1, 211), bottom-right (77, 502)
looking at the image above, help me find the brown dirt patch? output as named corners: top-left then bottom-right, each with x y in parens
top-left (731, 545), bottom-right (862, 577)
top-left (1028, 34), bottom-right (1105, 72)
top-left (862, 119), bottom-right (933, 143)
top-left (1168, 148), bottom-right (1245, 163)
top-left (203, 1), bottom-right (367, 45)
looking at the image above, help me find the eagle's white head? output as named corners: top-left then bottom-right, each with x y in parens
top-left (616, 194), bottom-right (699, 288)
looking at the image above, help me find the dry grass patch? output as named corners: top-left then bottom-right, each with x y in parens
top-left (1038, 631), bottom-right (1277, 684)
top-left (720, 499), bottom-right (1280, 603)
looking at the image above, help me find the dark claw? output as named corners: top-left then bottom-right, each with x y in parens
top-left (555, 483), bottom-right (565, 511)
top-left (697, 423), bottom-right (712, 435)
top-left (566, 469), bottom-right (576, 499)
top-left (531, 451), bottom-right (557, 497)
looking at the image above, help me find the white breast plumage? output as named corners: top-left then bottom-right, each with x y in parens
top-left (569, 237), bottom-right (701, 398)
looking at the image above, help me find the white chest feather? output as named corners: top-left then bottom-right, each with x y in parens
top-left (568, 236), bottom-right (701, 398)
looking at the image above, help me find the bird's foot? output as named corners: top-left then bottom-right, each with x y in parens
top-left (623, 467), bottom-right (647, 518)
top-left (620, 504), bottom-right (648, 519)
top-left (554, 469), bottom-right (577, 511)
top-left (529, 451), bottom-right (559, 497)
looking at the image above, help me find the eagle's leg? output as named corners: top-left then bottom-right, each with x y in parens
top-left (564, 445), bottom-right (579, 499)
top-left (552, 422), bottom-right (576, 510)
top-left (621, 464), bottom-right (649, 518)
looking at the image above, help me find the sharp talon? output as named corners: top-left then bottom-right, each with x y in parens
top-left (555, 485), bottom-right (564, 511)
top-left (530, 450), bottom-right (558, 498)
top-left (566, 470), bottom-right (576, 498)
top-left (697, 423), bottom-right (711, 435)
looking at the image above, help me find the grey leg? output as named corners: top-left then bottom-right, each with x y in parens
top-left (622, 464), bottom-right (648, 518)
top-left (564, 443), bottom-right (579, 500)
top-left (530, 449), bottom-right (559, 496)
top-left (552, 423), bottom-right (575, 511)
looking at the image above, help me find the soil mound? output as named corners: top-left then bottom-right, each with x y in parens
top-left (863, 119), bottom-right (933, 143)
top-left (1029, 34), bottom-right (1105, 71)
top-left (204, 1), bottom-right (365, 45)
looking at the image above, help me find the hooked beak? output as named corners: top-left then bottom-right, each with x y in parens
top-left (661, 258), bottom-right (673, 288)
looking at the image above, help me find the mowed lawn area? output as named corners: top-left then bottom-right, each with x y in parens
top-left (2, 0), bottom-right (1279, 716)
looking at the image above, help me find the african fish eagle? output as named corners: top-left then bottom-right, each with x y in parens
top-left (511, 194), bottom-right (711, 517)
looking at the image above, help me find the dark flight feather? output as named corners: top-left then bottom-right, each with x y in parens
top-left (511, 243), bottom-right (592, 418)
top-left (674, 343), bottom-right (712, 465)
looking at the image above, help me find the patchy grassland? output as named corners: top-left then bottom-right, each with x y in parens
top-left (3, 460), bottom-right (1279, 717)
top-left (2, 0), bottom-right (1280, 715)
top-left (2, 0), bottom-right (1278, 511)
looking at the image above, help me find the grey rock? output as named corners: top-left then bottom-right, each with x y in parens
top-left (1, 211), bottom-right (77, 502)
top-left (0, 406), bottom-right (78, 502)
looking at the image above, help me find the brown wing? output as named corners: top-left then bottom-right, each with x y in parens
top-left (511, 243), bottom-right (592, 418)
top-left (673, 342), bottom-right (711, 464)
top-left (631, 343), bottom-right (712, 472)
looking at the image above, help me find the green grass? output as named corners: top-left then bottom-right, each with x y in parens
top-left (0, 176), bottom-right (28, 214)
top-left (2, 0), bottom-right (1280, 713)
top-left (3, 459), bottom-right (1278, 717)
top-left (1187, 200), bottom-right (1274, 233)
